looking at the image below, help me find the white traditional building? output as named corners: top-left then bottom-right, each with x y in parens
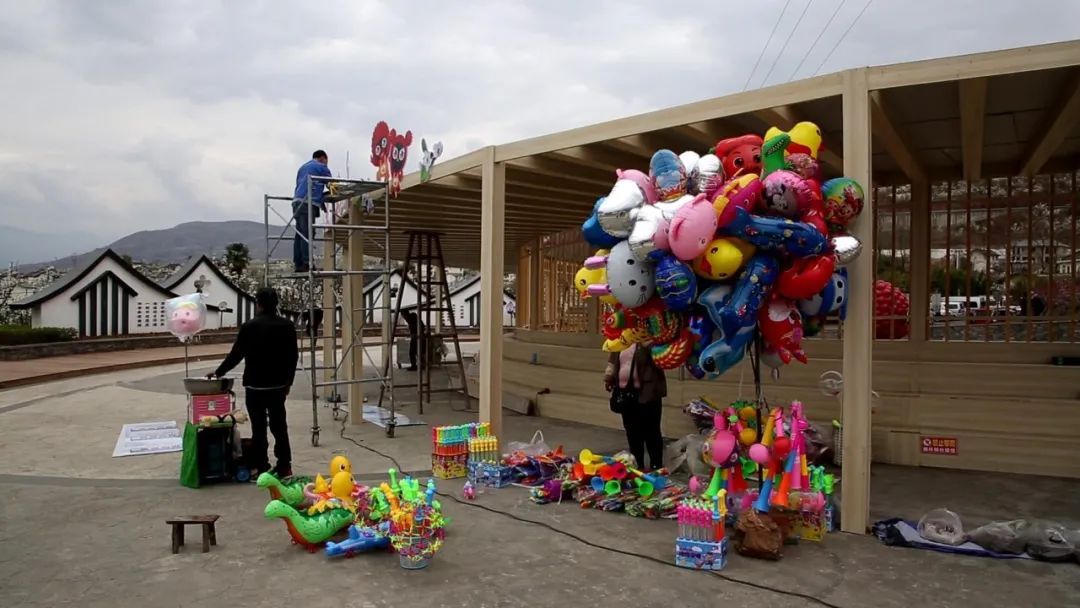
top-left (11, 249), bottom-right (227, 337)
top-left (361, 268), bottom-right (427, 325)
top-left (446, 274), bottom-right (516, 328)
top-left (160, 255), bottom-right (251, 328)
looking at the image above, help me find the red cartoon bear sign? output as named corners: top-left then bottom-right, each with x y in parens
top-left (369, 121), bottom-right (412, 197)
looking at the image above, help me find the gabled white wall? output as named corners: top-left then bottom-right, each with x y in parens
top-left (36, 257), bottom-right (172, 335)
top-left (363, 272), bottom-right (423, 325)
top-left (169, 260), bottom-right (247, 328)
top-left (446, 279), bottom-right (514, 328)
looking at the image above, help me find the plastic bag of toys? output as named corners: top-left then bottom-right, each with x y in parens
top-left (917, 508), bottom-right (965, 545)
top-left (966, 519), bottom-right (1029, 554)
top-left (505, 430), bottom-right (550, 459)
top-left (1023, 520), bottom-right (1076, 562)
top-left (665, 434), bottom-right (712, 479)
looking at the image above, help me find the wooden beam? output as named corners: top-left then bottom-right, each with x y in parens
top-left (495, 72), bottom-right (844, 162)
top-left (529, 240), bottom-right (542, 330)
top-left (546, 145), bottom-right (634, 172)
top-left (479, 147), bottom-right (506, 437)
top-left (958, 78), bottom-right (988, 181)
top-left (841, 67), bottom-right (872, 535)
top-left (752, 105), bottom-right (845, 173)
top-left (606, 132), bottom-right (678, 158)
top-left (1020, 69), bottom-right (1080, 177)
top-left (869, 90), bottom-right (929, 185)
top-left (506, 155), bottom-right (614, 187)
top-left (868, 39), bottom-right (1080, 90)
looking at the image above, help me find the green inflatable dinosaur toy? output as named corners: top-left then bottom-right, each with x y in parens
top-left (761, 133), bottom-right (791, 177)
top-left (264, 500), bottom-right (355, 548)
top-left (257, 472), bottom-right (312, 507)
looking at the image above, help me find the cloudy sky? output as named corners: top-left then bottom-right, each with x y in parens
top-left (1, 0), bottom-right (1077, 243)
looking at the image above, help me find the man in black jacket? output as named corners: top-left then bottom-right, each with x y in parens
top-left (209, 287), bottom-right (299, 477)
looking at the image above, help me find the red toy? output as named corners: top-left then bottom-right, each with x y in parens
top-left (757, 294), bottom-right (808, 364)
top-left (370, 121), bottom-right (391, 181)
top-left (388, 128), bottom-right (413, 197)
top-left (776, 254), bottom-right (836, 300)
top-left (713, 135), bottom-right (763, 181)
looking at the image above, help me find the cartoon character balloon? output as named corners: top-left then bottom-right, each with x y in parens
top-left (598, 180), bottom-right (647, 237)
top-left (821, 177), bottom-right (865, 228)
top-left (370, 121), bottom-right (391, 181)
top-left (798, 268), bottom-right (848, 319)
top-left (758, 294), bottom-right (808, 364)
top-left (586, 241), bottom-right (655, 309)
top-left (388, 128), bottom-right (413, 197)
top-left (654, 254), bottom-right (697, 311)
top-left (165, 293), bottom-right (207, 341)
top-left (582, 198), bottom-right (621, 248)
top-left (649, 150), bottom-right (688, 202)
top-left (668, 194), bottom-right (717, 261)
top-left (720, 207), bottom-right (827, 258)
top-left (692, 237), bottom-right (753, 281)
top-left (716, 253), bottom-right (779, 340)
top-left (690, 153), bottom-right (722, 197)
top-left (713, 135), bottom-right (763, 180)
top-left (776, 254), bottom-right (836, 300)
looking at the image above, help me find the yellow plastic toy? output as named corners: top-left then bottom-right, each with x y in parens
top-left (312, 474), bottom-right (329, 494)
top-left (692, 237), bottom-right (754, 280)
top-left (764, 121), bottom-right (823, 159)
top-left (329, 455), bottom-right (352, 476)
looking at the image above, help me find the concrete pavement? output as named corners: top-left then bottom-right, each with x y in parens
top-left (1, 355), bottom-right (1078, 607)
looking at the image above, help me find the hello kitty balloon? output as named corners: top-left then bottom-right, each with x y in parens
top-left (586, 240), bottom-right (655, 309)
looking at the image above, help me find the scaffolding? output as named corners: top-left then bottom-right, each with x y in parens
top-left (263, 175), bottom-right (398, 444)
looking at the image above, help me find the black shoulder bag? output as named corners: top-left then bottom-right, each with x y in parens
top-left (609, 350), bottom-right (639, 414)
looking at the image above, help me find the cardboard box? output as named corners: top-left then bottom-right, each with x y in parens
top-left (189, 393), bottom-right (232, 424)
top-left (675, 538), bottom-right (728, 570)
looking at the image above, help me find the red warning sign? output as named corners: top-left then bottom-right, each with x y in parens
top-left (920, 436), bottom-right (958, 455)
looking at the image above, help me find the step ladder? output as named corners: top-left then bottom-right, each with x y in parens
top-left (378, 231), bottom-right (471, 420)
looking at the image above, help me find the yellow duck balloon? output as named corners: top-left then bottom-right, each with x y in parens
top-left (764, 121), bottom-right (823, 160)
top-left (575, 250), bottom-right (616, 304)
top-left (329, 455), bottom-right (352, 476)
top-left (692, 237), bottom-right (755, 281)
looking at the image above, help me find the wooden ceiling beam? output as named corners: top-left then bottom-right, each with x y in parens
top-left (506, 155), bottom-right (614, 187)
top-left (752, 105), bottom-right (845, 173)
top-left (869, 91), bottom-right (929, 185)
top-left (1020, 69), bottom-right (1080, 177)
top-left (958, 77), bottom-right (988, 182)
top-left (546, 145), bottom-right (636, 173)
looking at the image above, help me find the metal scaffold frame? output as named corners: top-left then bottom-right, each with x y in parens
top-left (263, 175), bottom-right (398, 444)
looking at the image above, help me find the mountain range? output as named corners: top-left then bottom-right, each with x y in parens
top-left (10, 221), bottom-right (291, 272)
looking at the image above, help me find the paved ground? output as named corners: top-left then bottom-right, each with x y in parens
top-left (1, 350), bottom-right (1078, 607)
top-left (0, 343), bottom-right (234, 387)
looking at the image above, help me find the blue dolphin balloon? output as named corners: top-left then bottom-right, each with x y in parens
top-left (582, 197), bottom-right (620, 248)
top-left (717, 253), bottom-right (779, 340)
top-left (654, 253), bottom-right (697, 311)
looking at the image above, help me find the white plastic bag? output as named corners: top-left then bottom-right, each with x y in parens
top-left (665, 434), bottom-right (712, 479)
top-left (917, 508), bottom-right (965, 545)
top-left (505, 430), bottom-right (551, 458)
top-left (165, 292), bottom-right (208, 341)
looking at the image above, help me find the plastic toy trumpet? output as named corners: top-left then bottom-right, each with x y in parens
top-left (631, 477), bottom-right (655, 497)
top-left (627, 466), bottom-right (667, 491)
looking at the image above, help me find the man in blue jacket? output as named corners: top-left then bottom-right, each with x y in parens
top-left (293, 150), bottom-right (333, 273)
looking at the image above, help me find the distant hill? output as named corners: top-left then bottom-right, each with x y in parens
top-left (0, 224), bottom-right (104, 268)
top-left (16, 220), bottom-right (294, 272)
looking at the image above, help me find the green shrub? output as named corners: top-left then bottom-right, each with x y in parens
top-left (0, 325), bottom-right (79, 346)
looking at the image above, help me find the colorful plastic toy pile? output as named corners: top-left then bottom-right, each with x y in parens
top-left (577, 124), bottom-right (866, 378)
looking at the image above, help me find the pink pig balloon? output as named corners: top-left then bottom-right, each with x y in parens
top-left (668, 194), bottom-right (717, 262)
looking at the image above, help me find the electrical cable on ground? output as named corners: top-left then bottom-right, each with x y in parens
top-left (786, 0), bottom-right (848, 82)
top-left (336, 416), bottom-right (845, 608)
top-left (743, 0), bottom-right (794, 91)
top-left (812, 0), bottom-right (874, 75)
top-left (758, 0), bottom-right (816, 88)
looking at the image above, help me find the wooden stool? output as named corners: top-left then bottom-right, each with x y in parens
top-left (167, 515), bottom-right (220, 554)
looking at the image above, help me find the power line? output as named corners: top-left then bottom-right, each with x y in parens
top-left (759, 0), bottom-right (816, 88)
top-left (813, 0), bottom-right (874, 75)
top-left (787, 0), bottom-right (848, 82)
top-left (742, 0), bottom-right (794, 92)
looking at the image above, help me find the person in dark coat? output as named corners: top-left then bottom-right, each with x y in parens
top-left (401, 309), bottom-right (424, 371)
top-left (209, 287), bottom-right (299, 478)
top-left (603, 344), bottom-right (667, 470)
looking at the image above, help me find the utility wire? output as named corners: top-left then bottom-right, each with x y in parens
top-left (337, 418), bottom-right (845, 608)
top-left (813, 0), bottom-right (874, 75)
top-left (759, 0), bottom-right (816, 88)
top-left (742, 0), bottom-right (794, 91)
top-left (787, 0), bottom-right (848, 82)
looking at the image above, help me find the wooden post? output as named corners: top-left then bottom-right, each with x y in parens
top-left (479, 147), bottom-right (506, 437)
top-left (321, 233), bottom-right (336, 400)
top-left (841, 68), bottom-right (873, 534)
top-left (516, 245), bottom-right (528, 328)
top-left (529, 239), bottom-right (542, 329)
top-left (909, 181), bottom-right (931, 343)
top-left (344, 203), bottom-right (365, 425)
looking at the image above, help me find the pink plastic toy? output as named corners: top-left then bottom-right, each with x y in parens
top-left (668, 194), bottom-right (718, 262)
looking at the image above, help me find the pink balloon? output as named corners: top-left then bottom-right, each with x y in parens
top-left (748, 443), bottom-right (770, 465)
